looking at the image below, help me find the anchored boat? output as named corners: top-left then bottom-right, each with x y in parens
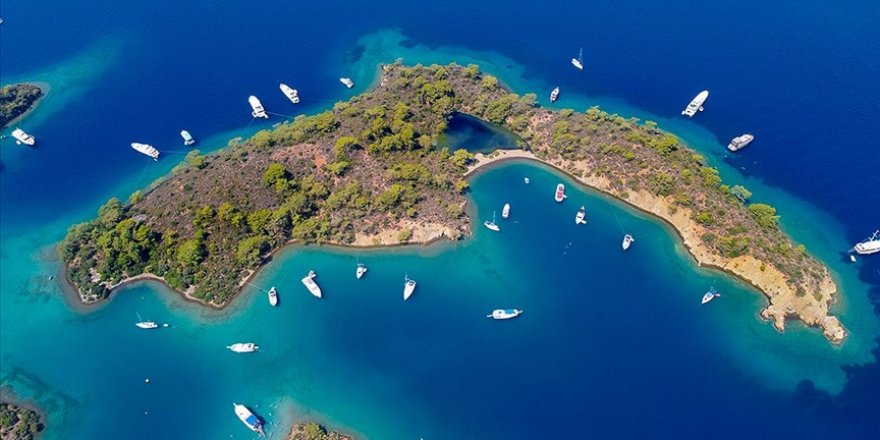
top-left (487, 309), bottom-right (523, 320)
top-left (727, 133), bottom-right (754, 152)
top-left (622, 234), bottom-right (635, 251)
top-left (227, 342), bottom-right (259, 353)
top-left (131, 142), bottom-right (159, 160)
top-left (233, 403), bottom-right (265, 437)
top-left (180, 130), bottom-right (195, 146)
top-left (340, 77), bottom-right (354, 88)
top-left (403, 275), bottom-right (416, 301)
top-left (550, 86), bottom-right (560, 103)
top-left (555, 183), bottom-right (566, 202)
top-left (302, 270), bottom-right (322, 298)
top-left (701, 286), bottom-right (720, 304)
top-left (11, 128), bottom-right (35, 146)
top-left (356, 262), bottom-right (367, 279)
top-left (249, 95), bottom-right (268, 118)
top-left (571, 47), bottom-right (584, 70)
top-left (681, 90), bottom-right (709, 117)
top-left (279, 83), bottom-right (300, 104)
top-left (575, 206), bottom-right (587, 224)
top-left (135, 321), bottom-right (158, 329)
top-left (502, 203), bottom-right (511, 219)
top-left (268, 286), bottom-right (278, 307)
top-left (484, 211), bottom-right (501, 232)
top-left (854, 230), bottom-right (880, 255)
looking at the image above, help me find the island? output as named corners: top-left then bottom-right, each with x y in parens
top-left (287, 422), bottom-right (352, 440)
top-left (0, 401), bottom-right (44, 440)
top-left (0, 84), bottom-right (44, 128)
top-left (60, 62), bottom-right (846, 343)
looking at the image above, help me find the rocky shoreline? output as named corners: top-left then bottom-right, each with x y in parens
top-left (286, 422), bottom-right (352, 440)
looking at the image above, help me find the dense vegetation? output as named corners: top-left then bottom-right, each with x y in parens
top-left (63, 61), bottom-right (829, 307)
top-left (0, 84), bottom-right (43, 128)
top-left (288, 422), bottom-right (352, 440)
top-left (0, 402), bottom-right (44, 440)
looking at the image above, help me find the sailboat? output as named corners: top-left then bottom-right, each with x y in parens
top-left (484, 211), bottom-right (501, 232)
top-left (403, 274), bottom-right (417, 301)
top-left (356, 258), bottom-right (367, 279)
top-left (571, 47), bottom-right (584, 70)
top-left (701, 286), bottom-right (721, 304)
top-left (135, 313), bottom-right (158, 329)
top-left (302, 270), bottom-right (322, 298)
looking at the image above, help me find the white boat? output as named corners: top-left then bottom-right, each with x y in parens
top-left (484, 211), bottom-right (501, 232)
top-left (302, 270), bottom-right (322, 298)
top-left (850, 254), bottom-right (857, 263)
top-left (356, 263), bottom-right (367, 279)
top-left (11, 128), bottom-right (35, 146)
top-left (180, 130), bottom-right (195, 146)
top-left (487, 309), bottom-right (523, 320)
top-left (575, 206), bottom-right (587, 225)
top-left (550, 87), bottom-right (560, 103)
top-left (268, 286), bottom-right (278, 307)
top-left (131, 142), bottom-right (159, 160)
top-left (249, 95), bottom-right (268, 118)
top-left (403, 275), bottom-right (416, 301)
top-left (340, 77), bottom-right (354, 89)
top-left (727, 133), bottom-right (754, 152)
top-left (233, 403), bottom-right (265, 437)
top-left (554, 183), bottom-right (566, 202)
top-left (571, 47), bottom-right (584, 70)
top-left (135, 321), bottom-right (158, 329)
top-left (854, 230), bottom-right (880, 255)
top-left (681, 90), bottom-right (709, 117)
top-left (701, 286), bottom-right (720, 304)
top-left (502, 203), bottom-right (511, 219)
top-left (524, 177), bottom-right (530, 184)
top-left (279, 83), bottom-right (300, 104)
top-left (227, 342), bottom-right (259, 353)
top-left (622, 234), bottom-right (635, 251)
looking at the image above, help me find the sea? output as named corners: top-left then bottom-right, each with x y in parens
top-left (1, 0), bottom-right (879, 438)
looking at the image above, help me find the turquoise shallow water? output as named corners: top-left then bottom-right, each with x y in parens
top-left (2, 0), bottom-right (879, 437)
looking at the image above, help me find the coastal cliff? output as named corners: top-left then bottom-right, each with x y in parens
top-left (61, 62), bottom-right (845, 342)
top-left (0, 84), bottom-right (44, 128)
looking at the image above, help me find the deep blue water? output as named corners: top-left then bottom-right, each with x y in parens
top-left (1, 0), bottom-right (879, 438)
top-left (439, 113), bottom-right (522, 153)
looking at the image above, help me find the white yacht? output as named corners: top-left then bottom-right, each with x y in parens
top-left (571, 47), bottom-right (584, 70)
top-left (555, 183), bottom-right (566, 202)
top-left (356, 263), bottom-right (368, 279)
top-left (131, 142), bottom-right (159, 160)
top-left (524, 177), bottom-right (530, 184)
top-left (484, 211), bottom-right (501, 232)
top-left (487, 309), bottom-right (523, 320)
top-left (302, 270), bottom-right (322, 298)
top-left (854, 230), bottom-right (880, 255)
top-left (550, 87), bottom-right (560, 103)
top-left (227, 342), bottom-right (259, 353)
top-left (233, 403), bottom-right (265, 437)
top-left (403, 275), bottom-right (416, 301)
top-left (622, 234), bottom-right (635, 251)
top-left (11, 128), bottom-right (35, 146)
top-left (701, 286), bottom-right (720, 305)
top-left (180, 130), bottom-right (195, 146)
top-left (268, 286), bottom-right (278, 307)
top-left (681, 90), bottom-right (709, 117)
top-left (502, 203), bottom-right (511, 219)
top-left (249, 95), bottom-right (268, 118)
top-left (575, 206), bottom-right (587, 225)
top-left (340, 77), bottom-right (355, 89)
top-left (727, 133), bottom-right (754, 152)
top-left (135, 321), bottom-right (159, 329)
top-left (279, 83), bottom-right (300, 104)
